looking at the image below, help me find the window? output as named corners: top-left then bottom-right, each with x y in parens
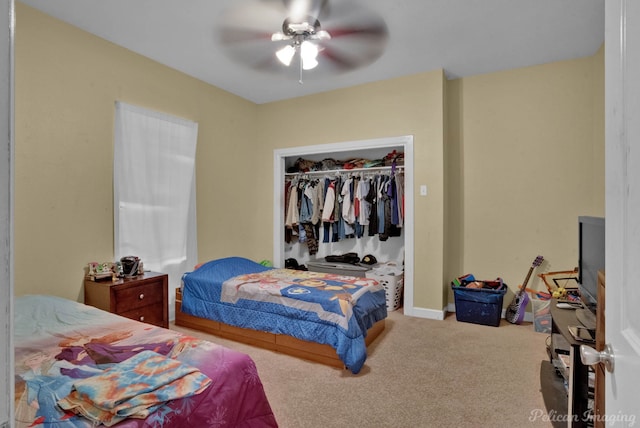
top-left (114, 102), bottom-right (198, 319)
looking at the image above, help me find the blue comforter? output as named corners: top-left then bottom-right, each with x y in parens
top-left (180, 257), bottom-right (387, 373)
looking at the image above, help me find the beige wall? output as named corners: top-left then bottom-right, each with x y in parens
top-left (14, 2), bottom-right (604, 314)
top-left (257, 72), bottom-right (446, 310)
top-left (15, 4), bottom-right (258, 300)
top-left (446, 48), bottom-right (605, 303)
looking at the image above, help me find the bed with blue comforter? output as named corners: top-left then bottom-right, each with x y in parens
top-left (178, 257), bottom-right (387, 374)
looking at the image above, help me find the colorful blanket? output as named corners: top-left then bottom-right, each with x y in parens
top-left (58, 351), bottom-right (211, 426)
top-left (221, 268), bottom-right (380, 329)
top-left (181, 257), bottom-right (388, 374)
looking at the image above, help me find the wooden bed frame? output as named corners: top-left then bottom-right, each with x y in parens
top-left (174, 288), bottom-right (386, 369)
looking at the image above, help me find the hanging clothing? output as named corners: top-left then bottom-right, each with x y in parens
top-left (284, 164), bottom-right (404, 255)
top-left (285, 181), bottom-right (299, 229)
top-left (376, 176), bottom-right (387, 235)
top-left (333, 176), bottom-right (343, 242)
top-left (310, 181), bottom-right (324, 225)
top-left (302, 223), bottom-right (318, 255)
top-left (395, 173), bottom-right (404, 228)
top-left (366, 177), bottom-right (378, 237)
top-left (333, 176), bottom-right (342, 227)
top-left (389, 175), bottom-right (399, 226)
top-left (353, 177), bottom-right (361, 220)
top-left (341, 177), bottom-right (356, 237)
top-left (341, 177), bottom-right (356, 224)
top-left (321, 181), bottom-right (336, 223)
top-left (357, 178), bottom-right (371, 226)
top-left (299, 184), bottom-right (313, 224)
top-left (284, 180), bottom-right (293, 243)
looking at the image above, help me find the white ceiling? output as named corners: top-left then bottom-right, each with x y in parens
top-left (19, 0), bottom-right (604, 105)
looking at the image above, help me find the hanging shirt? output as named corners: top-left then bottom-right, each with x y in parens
top-left (389, 175), bottom-right (399, 226)
top-left (321, 181), bottom-right (336, 223)
top-left (358, 178), bottom-right (371, 226)
top-left (310, 181), bottom-right (324, 225)
top-left (395, 173), bottom-right (404, 227)
top-left (285, 180), bottom-right (299, 228)
top-left (353, 177), bottom-right (361, 219)
top-left (341, 177), bottom-right (356, 225)
top-left (377, 176), bottom-right (387, 234)
top-left (333, 176), bottom-right (342, 224)
top-left (299, 183), bottom-right (313, 223)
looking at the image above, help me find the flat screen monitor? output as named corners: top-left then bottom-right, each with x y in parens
top-left (578, 216), bottom-right (605, 314)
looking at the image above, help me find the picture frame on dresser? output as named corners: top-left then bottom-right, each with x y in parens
top-left (84, 271), bottom-right (168, 328)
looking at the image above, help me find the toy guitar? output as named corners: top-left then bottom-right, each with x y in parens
top-left (505, 255), bottom-right (544, 324)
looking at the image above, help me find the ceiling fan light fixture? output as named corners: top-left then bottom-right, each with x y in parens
top-left (300, 40), bottom-right (319, 68)
top-left (276, 45), bottom-right (296, 66)
top-left (302, 57), bottom-right (318, 70)
top-left (271, 32), bottom-right (289, 42)
top-left (316, 30), bottom-right (331, 40)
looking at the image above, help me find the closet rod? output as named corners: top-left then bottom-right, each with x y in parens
top-left (285, 165), bottom-right (404, 177)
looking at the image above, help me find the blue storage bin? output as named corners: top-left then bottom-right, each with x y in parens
top-left (451, 282), bottom-right (507, 327)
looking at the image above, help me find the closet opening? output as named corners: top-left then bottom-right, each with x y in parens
top-left (273, 135), bottom-right (415, 315)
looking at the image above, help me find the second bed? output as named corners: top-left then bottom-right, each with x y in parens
top-left (175, 257), bottom-right (388, 374)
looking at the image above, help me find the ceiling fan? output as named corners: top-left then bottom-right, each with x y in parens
top-left (219, 0), bottom-right (388, 83)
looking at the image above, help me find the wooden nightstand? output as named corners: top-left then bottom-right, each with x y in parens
top-left (84, 271), bottom-right (168, 328)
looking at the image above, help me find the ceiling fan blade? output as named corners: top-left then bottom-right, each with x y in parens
top-left (226, 45), bottom-right (287, 72)
top-left (220, 27), bottom-right (275, 44)
top-left (321, 4), bottom-right (387, 39)
top-left (218, 0), bottom-right (288, 35)
top-left (315, 2), bottom-right (388, 68)
top-left (317, 16), bottom-right (388, 71)
top-left (319, 39), bottom-right (385, 72)
top-left (326, 23), bottom-right (388, 40)
top-left (319, 45), bottom-right (362, 72)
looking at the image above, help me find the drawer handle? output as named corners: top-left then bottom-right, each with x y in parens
top-left (139, 293), bottom-right (144, 300)
top-left (139, 316), bottom-right (145, 322)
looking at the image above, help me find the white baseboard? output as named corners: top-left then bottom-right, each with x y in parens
top-left (404, 306), bottom-right (447, 320)
top-left (404, 304), bottom-right (535, 323)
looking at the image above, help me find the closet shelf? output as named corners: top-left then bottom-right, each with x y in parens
top-left (285, 165), bottom-right (404, 177)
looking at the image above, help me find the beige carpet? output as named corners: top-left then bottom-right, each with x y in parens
top-left (171, 309), bottom-right (556, 428)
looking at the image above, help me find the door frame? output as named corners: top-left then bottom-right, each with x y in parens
top-left (273, 135), bottom-right (415, 314)
top-left (1, 0), bottom-right (15, 424)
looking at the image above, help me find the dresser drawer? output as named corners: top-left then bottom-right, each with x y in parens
top-left (114, 282), bottom-right (163, 313)
top-left (119, 305), bottom-right (164, 326)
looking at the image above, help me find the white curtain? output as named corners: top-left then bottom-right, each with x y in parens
top-left (114, 102), bottom-right (198, 320)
